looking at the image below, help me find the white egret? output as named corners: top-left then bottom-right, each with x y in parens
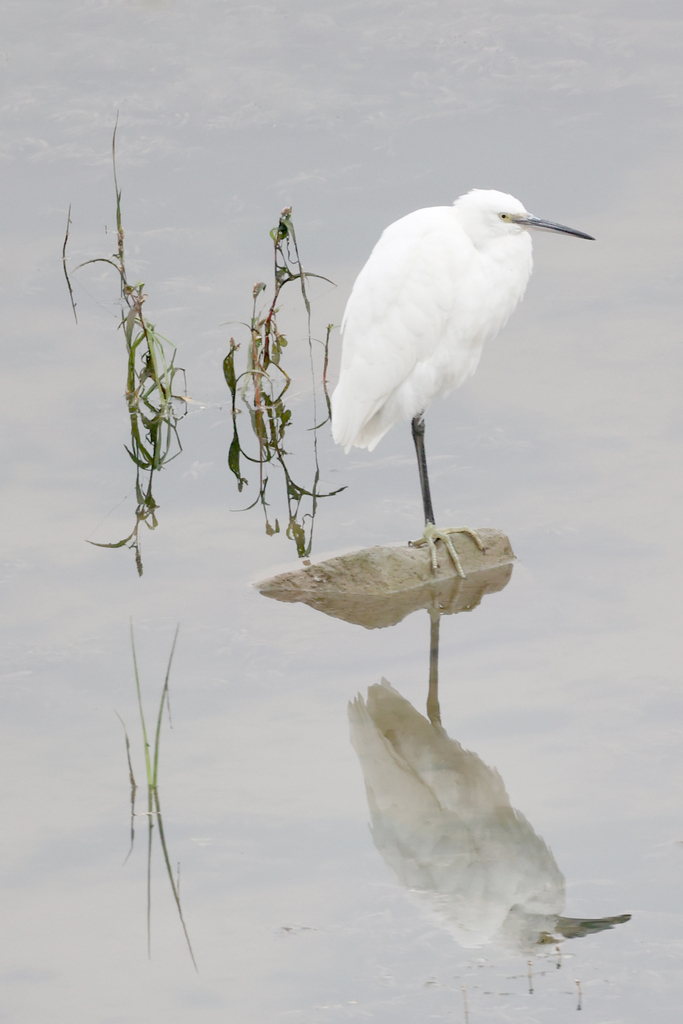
top-left (331, 189), bottom-right (594, 574)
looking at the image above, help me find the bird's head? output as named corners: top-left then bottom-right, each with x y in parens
top-left (454, 189), bottom-right (594, 246)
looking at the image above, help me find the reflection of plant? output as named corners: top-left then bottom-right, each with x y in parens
top-left (117, 624), bottom-right (197, 971)
top-left (224, 208), bottom-right (344, 557)
top-left (64, 119), bottom-right (186, 576)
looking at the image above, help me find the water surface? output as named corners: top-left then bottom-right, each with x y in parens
top-left (2, 2), bottom-right (683, 1021)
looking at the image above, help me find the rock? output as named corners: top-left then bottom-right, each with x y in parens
top-left (257, 528), bottom-right (515, 629)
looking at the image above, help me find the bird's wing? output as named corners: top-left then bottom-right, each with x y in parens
top-left (332, 207), bottom-right (471, 450)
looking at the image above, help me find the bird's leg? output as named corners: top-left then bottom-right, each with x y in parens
top-left (411, 414), bottom-right (435, 525)
top-left (409, 415), bottom-right (486, 577)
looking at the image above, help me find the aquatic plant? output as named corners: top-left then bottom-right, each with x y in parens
top-left (224, 207), bottom-right (344, 557)
top-left (64, 119), bottom-right (186, 575)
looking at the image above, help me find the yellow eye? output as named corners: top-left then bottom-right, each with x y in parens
top-left (499, 213), bottom-right (510, 220)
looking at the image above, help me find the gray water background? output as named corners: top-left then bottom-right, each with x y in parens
top-left (2, 1), bottom-right (682, 1020)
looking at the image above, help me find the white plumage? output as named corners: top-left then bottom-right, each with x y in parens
top-left (331, 188), bottom-right (592, 454)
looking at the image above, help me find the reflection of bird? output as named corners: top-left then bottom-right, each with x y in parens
top-left (331, 189), bottom-right (593, 573)
top-left (349, 679), bottom-right (628, 952)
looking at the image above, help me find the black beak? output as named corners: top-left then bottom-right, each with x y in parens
top-left (519, 214), bottom-right (594, 241)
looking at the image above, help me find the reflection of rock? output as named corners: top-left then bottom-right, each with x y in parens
top-left (349, 680), bottom-right (630, 952)
top-left (257, 530), bottom-right (514, 629)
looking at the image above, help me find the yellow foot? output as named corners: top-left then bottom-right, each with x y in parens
top-left (410, 524), bottom-right (487, 577)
